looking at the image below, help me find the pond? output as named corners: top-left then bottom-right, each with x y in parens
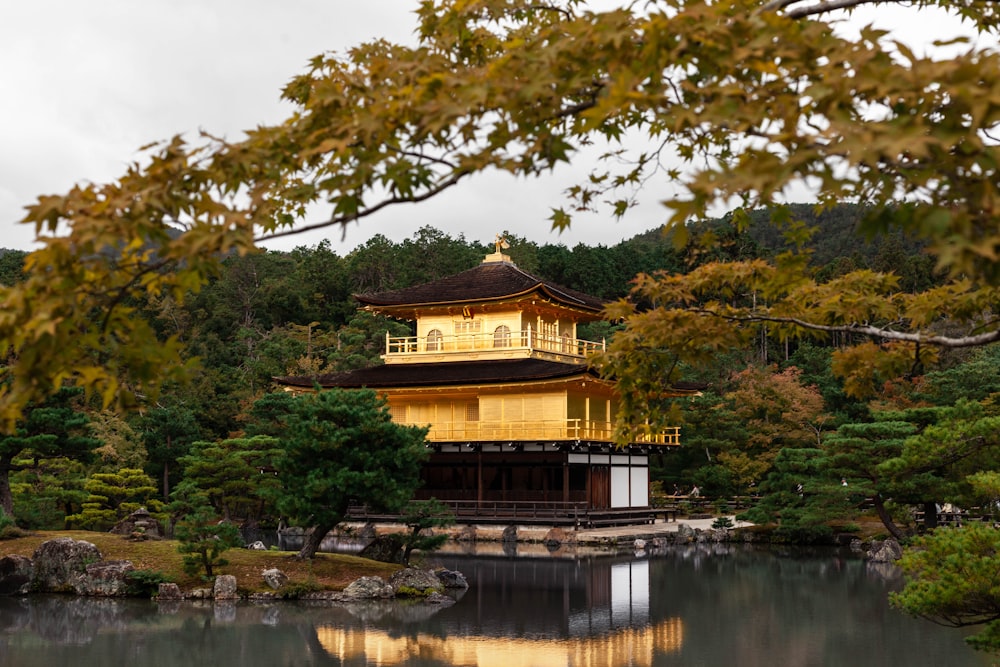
top-left (0, 543), bottom-right (991, 666)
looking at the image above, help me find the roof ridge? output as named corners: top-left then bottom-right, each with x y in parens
top-left (354, 259), bottom-right (606, 311)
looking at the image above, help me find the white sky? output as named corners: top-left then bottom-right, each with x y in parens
top-left (0, 1), bottom-right (988, 255)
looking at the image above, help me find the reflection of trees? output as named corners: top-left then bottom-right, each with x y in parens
top-left (22, 597), bottom-right (142, 645)
top-left (336, 597), bottom-right (461, 624)
top-left (644, 546), bottom-right (958, 667)
top-left (0, 550), bottom-right (980, 667)
top-left (0, 600), bottom-right (352, 666)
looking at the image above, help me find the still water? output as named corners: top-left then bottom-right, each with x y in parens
top-left (0, 543), bottom-right (991, 667)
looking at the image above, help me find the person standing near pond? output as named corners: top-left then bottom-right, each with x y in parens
top-left (689, 485), bottom-right (700, 498)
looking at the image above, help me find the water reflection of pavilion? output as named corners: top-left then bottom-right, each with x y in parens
top-left (314, 556), bottom-right (683, 666)
top-left (315, 623), bottom-right (683, 667)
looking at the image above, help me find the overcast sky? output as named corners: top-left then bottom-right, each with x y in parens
top-left (0, 1), bottom-right (987, 255)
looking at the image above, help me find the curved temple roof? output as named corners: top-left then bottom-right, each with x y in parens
top-left (355, 259), bottom-right (607, 315)
top-left (275, 358), bottom-right (602, 390)
top-left (275, 359), bottom-right (705, 396)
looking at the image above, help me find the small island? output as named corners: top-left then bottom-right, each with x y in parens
top-left (0, 528), bottom-right (468, 604)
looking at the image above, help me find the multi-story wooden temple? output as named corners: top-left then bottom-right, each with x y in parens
top-left (275, 242), bottom-right (690, 526)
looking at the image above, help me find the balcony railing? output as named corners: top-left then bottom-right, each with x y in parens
top-left (397, 418), bottom-right (681, 446)
top-left (347, 500), bottom-right (661, 527)
top-left (385, 327), bottom-right (605, 359)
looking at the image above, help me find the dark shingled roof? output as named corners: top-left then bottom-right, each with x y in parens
top-left (274, 359), bottom-right (600, 389)
top-left (354, 260), bottom-right (606, 312)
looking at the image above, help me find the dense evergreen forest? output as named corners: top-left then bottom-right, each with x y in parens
top-left (0, 204), bottom-right (992, 542)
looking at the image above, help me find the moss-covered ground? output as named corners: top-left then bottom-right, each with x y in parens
top-left (0, 530), bottom-right (400, 594)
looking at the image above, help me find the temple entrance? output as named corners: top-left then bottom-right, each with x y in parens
top-left (419, 452), bottom-right (581, 504)
top-left (588, 465), bottom-right (610, 509)
top-left (417, 451), bottom-right (625, 512)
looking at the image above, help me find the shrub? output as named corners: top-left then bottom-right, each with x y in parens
top-left (66, 469), bottom-right (166, 531)
top-left (395, 585), bottom-right (435, 598)
top-left (279, 581), bottom-right (322, 599)
top-left (774, 524), bottom-right (835, 544)
top-left (174, 504), bottom-right (244, 579)
top-left (126, 569), bottom-right (174, 597)
top-left (712, 516), bottom-right (735, 530)
top-left (399, 499), bottom-right (454, 565)
top-left (0, 509), bottom-right (13, 532)
top-left (11, 495), bottom-right (64, 530)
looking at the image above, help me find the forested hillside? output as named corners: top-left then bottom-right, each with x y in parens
top-left (0, 204), bottom-right (986, 542)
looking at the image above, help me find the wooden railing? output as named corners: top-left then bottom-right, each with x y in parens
top-left (651, 495), bottom-right (760, 518)
top-left (399, 419), bottom-right (681, 445)
top-left (385, 327), bottom-right (605, 359)
top-left (633, 428), bottom-right (683, 446)
top-left (347, 500), bottom-right (658, 527)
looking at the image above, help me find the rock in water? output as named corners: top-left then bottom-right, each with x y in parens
top-left (868, 538), bottom-right (903, 563)
top-left (32, 538), bottom-right (102, 593)
top-left (0, 555), bottom-right (33, 595)
top-left (435, 569), bottom-right (468, 590)
top-left (389, 568), bottom-right (444, 596)
top-left (343, 576), bottom-right (394, 599)
top-left (77, 560), bottom-right (135, 596)
top-left (157, 583), bottom-right (183, 600)
top-left (214, 574), bottom-right (238, 600)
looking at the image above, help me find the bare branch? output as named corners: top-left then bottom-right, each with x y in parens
top-left (758, 0), bottom-right (806, 13)
top-left (555, 91), bottom-right (602, 119)
top-left (255, 169), bottom-right (471, 244)
top-left (384, 145), bottom-right (459, 169)
top-left (759, 0), bottom-right (889, 19)
top-left (528, 3), bottom-right (574, 21)
top-left (255, 80), bottom-right (605, 245)
top-left (691, 308), bottom-right (1000, 348)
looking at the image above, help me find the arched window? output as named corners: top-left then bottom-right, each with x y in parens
top-left (426, 329), bottom-right (443, 351)
top-left (493, 325), bottom-right (511, 348)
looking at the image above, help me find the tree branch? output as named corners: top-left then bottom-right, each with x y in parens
top-left (759, 0), bottom-right (889, 19)
top-left (691, 309), bottom-right (1000, 348)
top-left (383, 145), bottom-right (459, 169)
top-left (255, 169), bottom-right (472, 244)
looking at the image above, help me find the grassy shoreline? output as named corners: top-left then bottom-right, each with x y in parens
top-left (0, 530), bottom-right (401, 594)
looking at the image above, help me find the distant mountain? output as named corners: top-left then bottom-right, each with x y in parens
top-left (620, 202), bottom-right (928, 269)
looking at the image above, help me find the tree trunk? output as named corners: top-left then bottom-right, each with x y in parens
top-left (162, 435), bottom-right (172, 499)
top-left (0, 469), bottom-right (13, 519)
top-left (923, 500), bottom-right (938, 530)
top-left (296, 521), bottom-right (336, 560)
top-left (402, 526), bottom-right (420, 566)
top-left (872, 495), bottom-right (907, 541)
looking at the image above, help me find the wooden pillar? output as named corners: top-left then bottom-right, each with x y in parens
top-left (477, 449), bottom-right (483, 504)
top-left (563, 459), bottom-right (569, 503)
top-left (627, 449), bottom-right (632, 509)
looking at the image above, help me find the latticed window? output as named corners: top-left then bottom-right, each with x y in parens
top-left (454, 320), bottom-right (481, 334)
top-left (426, 328), bottom-right (443, 351)
top-left (493, 324), bottom-right (511, 347)
top-left (465, 402), bottom-right (479, 422)
top-left (388, 404), bottom-right (407, 423)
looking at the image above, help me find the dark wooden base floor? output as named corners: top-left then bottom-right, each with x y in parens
top-left (346, 501), bottom-right (657, 528)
